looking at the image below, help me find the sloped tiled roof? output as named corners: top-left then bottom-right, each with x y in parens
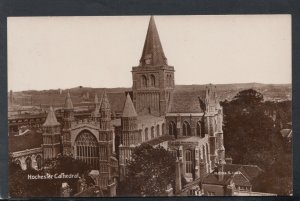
top-left (106, 93), bottom-right (126, 114)
top-left (139, 16), bottom-right (167, 66)
top-left (221, 164), bottom-right (263, 181)
top-left (167, 89), bottom-right (206, 113)
top-left (122, 94), bottom-right (137, 117)
top-left (9, 130), bottom-right (43, 153)
top-left (43, 106), bottom-right (60, 127)
top-left (202, 172), bottom-right (234, 185)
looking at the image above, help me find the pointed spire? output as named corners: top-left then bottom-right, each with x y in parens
top-left (43, 106), bottom-right (60, 127)
top-left (122, 94), bottom-right (137, 117)
top-left (64, 91), bottom-right (74, 109)
top-left (139, 16), bottom-right (167, 66)
top-left (100, 90), bottom-right (111, 111)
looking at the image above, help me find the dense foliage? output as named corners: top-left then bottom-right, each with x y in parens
top-left (117, 144), bottom-right (176, 196)
top-left (221, 89), bottom-right (292, 195)
top-left (9, 155), bottom-right (91, 197)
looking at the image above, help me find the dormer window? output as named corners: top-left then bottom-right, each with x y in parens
top-left (145, 58), bottom-right (151, 65)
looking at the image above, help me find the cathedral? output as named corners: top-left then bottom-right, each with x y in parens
top-left (9, 16), bottom-right (228, 196)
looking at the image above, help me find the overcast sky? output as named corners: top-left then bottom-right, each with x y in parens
top-left (8, 15), bottom-right (291, 92)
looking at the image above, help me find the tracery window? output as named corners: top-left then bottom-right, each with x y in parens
top-left (75, 130), bottom-right (99, 169)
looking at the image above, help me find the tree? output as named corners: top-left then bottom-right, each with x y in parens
top-left (118, 144), bottom-right (176, 196)
top-left (221, 89), bottom-right (292, 195)
top-left (9, 155), bottom-right (90, 197)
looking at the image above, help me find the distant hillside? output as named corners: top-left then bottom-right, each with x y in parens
top-left (9, 83), bottom-right (291, 107)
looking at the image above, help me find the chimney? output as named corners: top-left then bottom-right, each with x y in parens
top-left (175, 159), bottom-right (182, 194)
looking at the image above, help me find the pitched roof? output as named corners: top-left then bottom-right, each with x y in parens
top-left (202, 172), bottom-right (234, 185)
top-left (43, 106), bottom-right (60, 127)
top-left (139, 16), bottom-right (167, 66)
top-left (64, 91), bottom-right (74, 109)
top-left (9, 130), bottom-right (43, 153)
top-left (122, 94), bottom-right (137, 117)
top-left (221, 164), bottom-right (263, 181)
top-left (167, 89), bottom-right (206, 113)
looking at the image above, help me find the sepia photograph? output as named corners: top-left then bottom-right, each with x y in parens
top-left (7, 15), bottom-right (292, 197)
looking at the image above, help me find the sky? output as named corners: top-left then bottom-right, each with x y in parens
top-left (8, 15), bottom-right (291, 92)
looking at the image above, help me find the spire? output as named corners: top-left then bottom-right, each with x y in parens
top-left (139, 16), bottom-right (167, 66)
top-left (43, 106), bottom-right (60, 127)
top-left (100, 90), bottom-right (111, 111)
top-left (122, 94), bottom-right (137, 117)
top-left (64, 91), bottom-right (74, 110)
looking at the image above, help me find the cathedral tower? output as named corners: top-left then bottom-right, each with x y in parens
top-left (119, 93), bottom-right (140, 180)
top-left (132, 16), bottom-right (175, 116)
top-left (62, 91), bottom-right (74, 155)
top-left (42, 106), bottom-right (61, 160)
top-left (91, 93), bottom-right (101, 122)
top-left (98, 90), bottom-right (114, 188)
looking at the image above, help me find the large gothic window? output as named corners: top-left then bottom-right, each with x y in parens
top-left (185, 150), bottom-right (192, 174)
top-left (150, 74), bottom-right (155, 87)
top-left (75, 131), bottom-right (99, 170)
top-left (169, 121), bottom-right (177, 138)
top-left (141, 75), bottom-right (147, 88)
top-left (183, 121), bottom-right (191, 136)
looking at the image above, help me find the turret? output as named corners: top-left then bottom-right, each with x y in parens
top-left (91, 93), bottom-right (101, 122)
top-left (100, 90), bottom-right (111, 130)
top-left (62, 91), bottom-right (74, 155)
top-left (42, 106), bottom-right (61, 160)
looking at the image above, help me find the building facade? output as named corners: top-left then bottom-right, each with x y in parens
top-left (9, 16), bottom-right (230, 197)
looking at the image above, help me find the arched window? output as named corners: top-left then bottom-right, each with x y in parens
top-left (156, 125), bottom-right (160, 136)
top-left (150, 75), bottom-right (155, 87)
top-left (169, 121), bottom-right (177, 138)
top-left (196, 121), bottom-right (201, 137)
top-left (162, 123), bottom-right (165, 135)
top-left (151, 126), bottom-right (155, 139)
top-left (183, 121), bottom-right (191, 136)
top-left (36, 155), bottom-right (42, 170)
top-left (145, 128), bottom-right (149, 141)
top-left (75, 130), bottom-right (99, 169)
top-left (185, 150), bottom-right (192, 174)
top-left (25, 157), bottom-right (32, 170)
top-left (141, 75), bottom-right (147, 88)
